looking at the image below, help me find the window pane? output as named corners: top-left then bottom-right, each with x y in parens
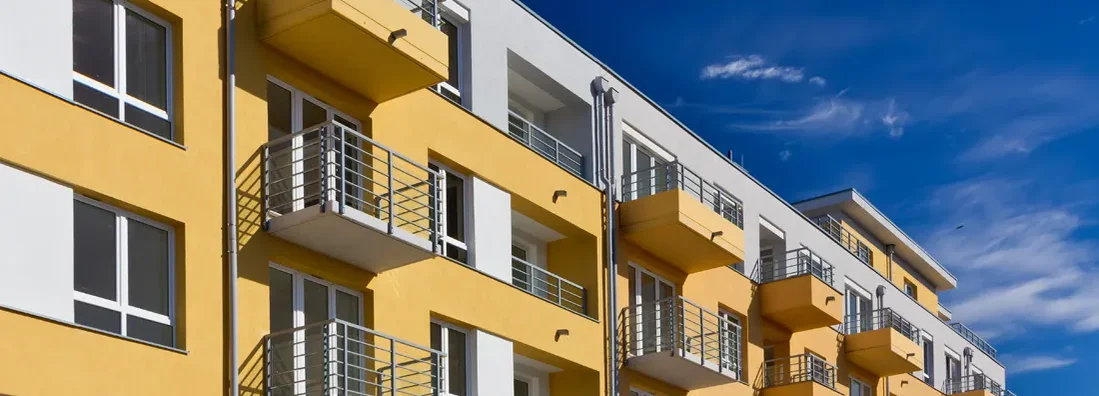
top-left (303, 280), bottom-right (329, 396)
top-left (128, 219), bottom-right (170, 315)
top-left (440, 18), bottom-right (460, 88)
top-left (445, 243), bottom-right (468, 264)
top-left (75, 300), bottom-right (121, 333)
top-left (125, 104), bottom-right (171, 139)
top-left (448, 328), bottom-right (467, 396)
top-left (335, 290), bottom-right (359, 324)
top-left (445, 173), bottom-right (465, 241)
top-left (73, 0), bottom-right (115, 86)
top-left (74, 200), bottom-right (117, 300)
top-left (268, 269), bottom-right (294, 332)
top-left (126, 9), bottom-right (168, 109)
top-left (74, 81), bottom-right (120, 117)
top-left (128, 315), bottom-right (173, 346)
top-left (514, 379), bottom-right (530, 396)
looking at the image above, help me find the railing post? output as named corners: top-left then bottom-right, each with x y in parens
top-left (387, 151), bottom-right (394, 235)
top-left (342, 323), bottom-right (348, 395)
top-left (556, 275), bottom-right (563, 307)
top-left (432, 0), bottom-right (439, 28)
top-left (319, 128), bottom-right (327, 213)
top-left (718, 314), bottom-right (726, 371)
top-left (389, 338), bottom-right (398, 396)
top-left (262, 145), bottom-right (269, 222)
top-left (339, 126), bottom-right (346, 214)
top-left (323, 323), bottom-right (331, 396)
top-left (698, 305), bottom-right (705, 365)
top-left (264, 336), bottom-right (271, 396)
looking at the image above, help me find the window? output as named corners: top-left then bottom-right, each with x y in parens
top-left (622, 136), bottom-right (670, 200)
top-left (904, 280), bottom-right (918, 299)
top-left (430, 162), bottom-right (470, 264)
top-left (431, 321), bottom-right (470, 396)
top-left (945, 352), bottom-right (962, 390)
top-left (268, 265), bottom-right (362, 396)
top-left (630, 389), bottom-right (656, 396)
top-left (922, 337), bottom-right (934, 384)
top-left (514, 378), bottom-right (532, 396)
top-left (628, 264), bottom-right (675, 355)
top-left (845, 287), bottom-right (872, 334)
top-left (434, 2), bottom-right (469, 105)
top-left (73, 196), bottom-right (174, 347)
top-left (512, 236), bottom-right (549, 299)
top-left (719, 310), bottom-right (742, 380)
top-left (73, 0), bottom-right (173, 140)
top-left (850, 377), bottom-right (872, 396)
top-left (266, 77), bottom-right (363, 215)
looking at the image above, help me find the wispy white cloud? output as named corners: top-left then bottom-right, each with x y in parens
top-left (701, 55), bottom-right (807, 83)
top-left (666, 97), bottom-right (794, 116)
top-left (1079, 16), bottom-right (1095, 25)
top-left (1002, 354), bottom-right (1078, 374)
top-left (732, 95), bottom-right (906, 139)
top-left (778, 149), bottom-right (792, 161)
top-left (881, 98), bottom-right (909, 138)
top-left (809, 76), bottom-right (828, 87)
top-left (926, 178), bottom-right (1099, 339)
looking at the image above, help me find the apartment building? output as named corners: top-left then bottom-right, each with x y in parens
top-left (0, 0), bottom-right (1012, 396)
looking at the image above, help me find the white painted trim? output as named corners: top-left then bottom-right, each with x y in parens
top-left (431, 319), bottom-right (473, 396)
top-left (430, 160), bottom-right (472, 262)
top-left (623, 122), bottom-right (674, 161)
top-left (945, 346), bottom-right (961, 360)
top-left (513, 371), bottom-right (539, 396)
top-left (758, 215), bottom-right (785, 240)
top-left (73, 194), bottom-right (176, 346)
top-left (440, 0), bottom-right (470, 23)
top-left (844, 277), bottom-right (872, 300)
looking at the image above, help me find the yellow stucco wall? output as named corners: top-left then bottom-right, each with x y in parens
top-left (837, 216), bottom-right (940, 314)
top-left (0, 0), bottom-right (225, 393)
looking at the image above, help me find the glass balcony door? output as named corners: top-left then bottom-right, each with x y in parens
top-left (845, 290), bottom-right (872, 333)
top-left (628, 264), bottom-right (675, 355)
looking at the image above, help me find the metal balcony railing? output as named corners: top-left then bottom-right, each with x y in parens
top-left (844, 308), bottom-right (920, 343)
top-left (944, 374), bottom-right (1010, 395)
top-left (511, 256), bottom-right (587, 315)
top-left (949, 322), bottom-right (998, 360)
top-left (814, 215), bottom-right (873, 265)
top-left (621, 161), bottom-right (744, 228)
top-left (263, 121), bottom-right (442, 247)
top-left (625, 296), bottom-right (742, 379)
top-left (761, 353), bottom-right (837, 389)
top-left (396, 0), bottom-right (440, 27)
top-left (506, 111), bottom-right (584, 177)
top-left (265, 319), bottom-right (446, 396)
top-left (757, 247), bottom-right (834, 285)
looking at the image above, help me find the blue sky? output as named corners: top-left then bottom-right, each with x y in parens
top-left (519, 0), bottom-right (1099, 393)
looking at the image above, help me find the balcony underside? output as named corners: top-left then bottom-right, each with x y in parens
top-left (626, 350), bottom-right (738, 390)
top-left (259, 0), bottom-right (449, 103)
top-left (760, 275), bottom-right (844, 332)
top-left (619, 190), bottom-right (745, 273)
top-left (845, 328), bottom-right (922, 376)
top-left (266, 200), bottom-right (435, 273)
top-left (762, 381), bottom-right (841, 396)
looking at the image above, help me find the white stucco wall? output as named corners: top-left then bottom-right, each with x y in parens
top-left (472, 329), bottom-right (514, 396)
top-left (0, 0), bottom-right (74, 97)
top-left (471, 176), bottom-right (512, 282)
top-left (0, 162), bottom-right (74, 321)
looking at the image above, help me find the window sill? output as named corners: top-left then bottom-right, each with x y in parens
top-left (0, 69), bottom-right (187, 151)
top-left (0, 303), bottom-right (188, 355)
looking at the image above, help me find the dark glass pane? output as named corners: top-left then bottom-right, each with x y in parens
top-left (302, 100), bottom-right (326, 208)
top-left (128, 219), bottom-right (170, 315)
top-left (125, 104), bottom-right (171, 139)
top-left (303, 280), bottom-right (329, 396)
top-left (125, 9), bottom-right (168, 109)
top-left (127, 315), bottom-right (173, 346)
top-left (75, 301), bottom-right (121, 333)
top-left (514, 380), bottom-right (530, 396)
top-left (74, 200), bottom-right (117, 300)
top-left (266, 82), bottom-right (294, 215)
top-left (73, 0), bottom-right (115, 86)
top-left (335, 290), bottom-right (359, 324)
top-left (268, 268), bottom-right (295, 396)
top-left (74, 81), bottom-right (120, 117)
top-left (448, 328), bottom-right (467, 395)
top-left (267, 82), bottom-right (292, 141)
top-left (445, 173), bottom-right (465, 240)
top-left (445, 243), bottom-right (468, 264)
top-left (440, 18), bottom-right (460, 87)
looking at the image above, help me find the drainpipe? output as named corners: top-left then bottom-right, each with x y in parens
top-left (885, 244), bottom-right (896, 284)
top-left (224, 1), bottom-right (239, 396)
top-left (592, 76), bottom-right (619, 396)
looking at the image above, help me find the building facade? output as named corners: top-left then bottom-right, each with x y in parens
top-left (0, 0), bottom-right (1011, 396)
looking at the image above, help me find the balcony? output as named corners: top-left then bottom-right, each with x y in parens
top-left (265, 319), bottom-right (445, 396)
top-left (506, 111), bottom-right (584, 177)
top-left (814, 215), bottom-right (873, 265)
top-left (944, 374), bottom-right (1015, 396)
top-left (619, 162), bottom-right (746, 274)
top-left (258, 0), bottom-right (449, 103)
top-left (760, 353), bottom-right (841, 396)
top-left (844, 308), bottom-right (923, 376)
top-left (624, 296), bottom-right (742, 390)
top-left (263, 121), bottom-right (440, 273)
top-left (889, 375), bottom-right (943, 396)
top-left (758, 248), bottom-right (844, 332)
top-left (949, 322), bottom-right (998, 360)
top-left (511, 256), bottom-right (587, 315)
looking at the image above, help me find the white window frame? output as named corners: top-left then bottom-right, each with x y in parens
top-left (921, 333), bottom-right (934, 383)
top-left (850, 376), bottom-right (873, 396)
top-left (432, 320), bottom-right (471, 396)
top-left (266, 76), bottom-right (363, 214)
top-left (513, 372), bottom-right (539, 396)
top-left (435, 1), bottom-right (470, 105)
top-left (73, 194), bottom-right (175, 346)
top-left (430, 160), bottom-right (471, 263)
top-left (844, 282), bottom-right (873, 333)
top-left (628, 263), bottom-right (676, 354)
top-left (72, 0), bottom-right (174, 139)
top-left (718, 309), bottom-right (742, 380)
top-left (268, 263), bottom-right (363, 396)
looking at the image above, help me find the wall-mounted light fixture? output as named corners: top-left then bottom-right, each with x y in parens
top-left (389, 29), bottom-right (408, 44)
top-left (555, 329), bottom-right (570, 341)
top-left (710, 230), bottom-right (724, 239)
top-left (553, 190), bottom-right (568, 203)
